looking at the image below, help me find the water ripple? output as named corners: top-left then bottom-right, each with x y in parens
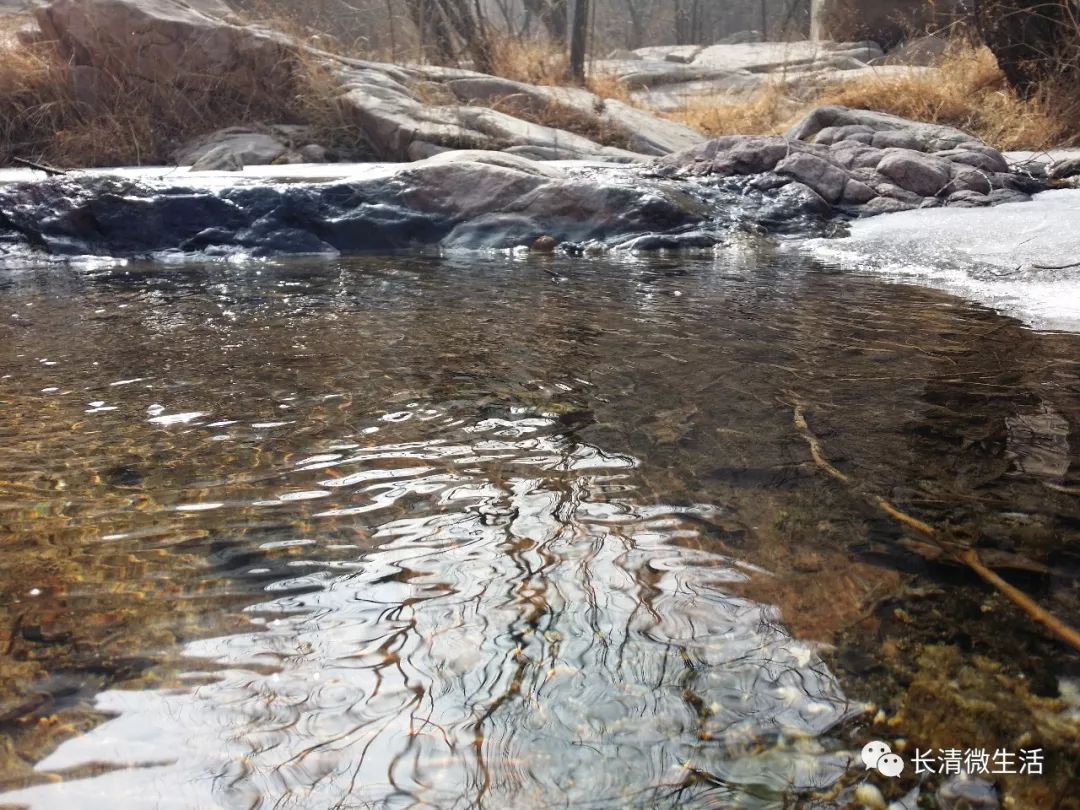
top-left (3, 412), bottom-right (856, 809)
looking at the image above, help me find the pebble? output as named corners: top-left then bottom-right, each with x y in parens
top-left (855, 783), bottom-right (887, 810)
top-left (937, 775), bottom-right (1000, 810)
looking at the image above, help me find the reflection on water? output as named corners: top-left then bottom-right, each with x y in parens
top-left (1, 409), bottom-right (854, 809)
top-left (1, 252), bottom-right (1079, 808)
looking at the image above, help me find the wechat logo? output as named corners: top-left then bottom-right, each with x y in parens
top-left (862, 741), bottom-right (905, 778)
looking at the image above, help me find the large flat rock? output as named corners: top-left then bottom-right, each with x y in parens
top-left (600, 39), bottom-right (935, 112)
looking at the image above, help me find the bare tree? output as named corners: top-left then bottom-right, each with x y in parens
top-left (403, 0), bottom-right (494, 72)
top-left (405, 0), bottom-right (456, 62)
top-left (621, 0), bottom-right (646, 47)
top-left (673, 0), bottom-right (704, 45)
top-left (569, 0), bottom-right (590, 82)
top-left (523, 0), bottom-right (571, 40)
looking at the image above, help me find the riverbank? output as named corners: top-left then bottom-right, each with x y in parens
top-left (3, 0), bottom-right (1080, 171)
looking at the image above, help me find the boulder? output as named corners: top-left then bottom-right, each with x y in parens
top-left (654, 135), bottom-right (795, 176)
top-left (692, 40), bottom-right (882, 72)
top-left (1049, 155), bottom-right (1080, 180)
top-left (35, 0), bottom-right (292, 91)
top-left (0, 152), bottom-right (716, 257)
top-left (599, 41), bottom-right (935, 114)
top-left (656, 105), bottom-right (1034, 216)
top-left (787, 106), bottom-right (978, 152)
top-left (182, 131), bottom-right (289, 169)
top-left (173, 126), bottom-right (334, 169)
top-left (876, 150), bottom-right (951, 196)
top-left (775, 151), bottom-right (849, 202)
top-left (442, 76), bottom-right (703, 156)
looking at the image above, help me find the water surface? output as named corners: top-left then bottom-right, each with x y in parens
top-left (1, 251), bottom-right (1078, 808)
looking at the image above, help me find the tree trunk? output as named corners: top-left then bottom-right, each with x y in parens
top-left (406, 0), bottom-right (455, 63)
top-left (523, 0), bottom-right (569, 41)
top-left (623, 0), bottom-right (644, 48)
top-left (569, 0), bottom-right (590, 84)
top-left (439, 0), bottom-right (495, 74)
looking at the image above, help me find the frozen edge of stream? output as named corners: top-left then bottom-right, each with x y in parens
top-left (799, 189), bottom-right (1080, 334)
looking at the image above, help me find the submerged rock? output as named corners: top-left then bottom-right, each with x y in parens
top-left (936, 776), bottom-right (1000, 810)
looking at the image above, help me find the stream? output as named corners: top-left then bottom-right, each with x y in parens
top-left (1, 250), bottom-right (1078, 808)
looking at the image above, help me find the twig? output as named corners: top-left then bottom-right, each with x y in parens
top-left (791, 398), bottom-right (1080, 655)
top-left (12, 157), bottom-right (67, 176)
top-left (1031, 260), bottom-right (1080, 270)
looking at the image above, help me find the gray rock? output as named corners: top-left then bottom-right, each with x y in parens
top-left (828, 141), bottom-right (884, 169)
top-left (871, 181), bottom-right (923, 203)
top-left (775, 151), bottom-right (850, 202)
top-left (987, 187), bottom-right (1031, 204)
top-left (936, 776), bottom-right (999, 810)
top-left (0, 153), bottom-right (724, 258)
top-left (876, 150), bottom-right (951, 196)
top-left (33, 0), bottom-right (707, 164)
top-left (298, 144), bottom-right (330, 163)
top-left (444, 76), bottom-right (703, 157)
top-left (948, 167), bottom-right (994, 194)
top-left (946, 189), bottom-right (991, 206)
top-left (936, 148), bottom-right (1010, 174)
top-left (814, 124), bottom-right (873, 145)
top-left (191, 146), bottom-right (245, 171)
top-left (767, 181), bottom-right (833, 219)
top-left (36, 0), bottom-right (292, 91)
top-left (656, 104), bottom-right (1043, 217)
top-left (655, 135), bottom-right (793, 176)
top-left (175, 128), bottom-right (288, 167)
top-left (788, 106), bottom-right (978, 153)
top-left (842, 178), bottom-right (877, 203)
top-left (748, 171), bottom-right (791, 191)
top-left (693, 40), bottom-right (878, 72)
top-left (1049, 156), bottom-right (1080, 180)
top-left (870, 130), bottom-right (922, 150)
top-left (859, 196), bottom-right (918, 214)
top-left (634, 44), bottom-right (704, 63)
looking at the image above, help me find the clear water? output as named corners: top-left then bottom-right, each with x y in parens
top-left (1, 251), bottom-right (1078, 808)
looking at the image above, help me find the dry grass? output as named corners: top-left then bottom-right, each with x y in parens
top-left (670, 42), bottom-right (1079, 150)
top-left (667, 81), bottom-right (804, 138)
top-left (485, 34), bottom-right (632, 103)
top-left (488, 36), bottom-right (572, 87)
top-left (4, 10), bottom-right (1078, 170)
top-left (0, 12), bottom-right (364, 168)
